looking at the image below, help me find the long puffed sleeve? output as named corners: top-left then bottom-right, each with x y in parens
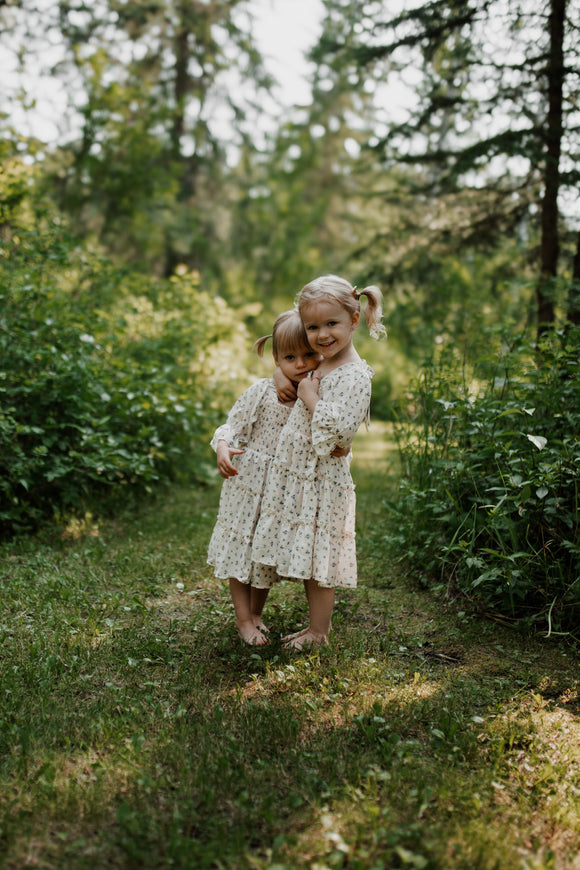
top-left (311, 363), bottom-right (373, 457)
top-left (210, 379), bottom-right (271, 452)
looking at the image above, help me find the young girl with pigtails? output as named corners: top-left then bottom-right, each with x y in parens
top-left (252, 274), bottom-right (386, 650)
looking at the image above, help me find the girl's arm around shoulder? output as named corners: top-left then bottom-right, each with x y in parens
top-left (273, 366), bottom-right (298, 404)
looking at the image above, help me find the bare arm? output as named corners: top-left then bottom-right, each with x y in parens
top-left (273, 365), bottom-right (297, 404)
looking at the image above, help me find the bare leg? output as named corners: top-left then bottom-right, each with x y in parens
top-left (229, 578), bottom-right (268, 646)
top-left (284, 579), bottom-right (334, 651)
top-left (282, 580), bottom-right (311, 642)
top-left (250, 586), bottom-right (270, 632)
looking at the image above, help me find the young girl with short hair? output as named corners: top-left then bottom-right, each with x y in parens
top-left (207, 310), bottom-right (322, 646)
top-left (252, 274), bottom-right (386, 650)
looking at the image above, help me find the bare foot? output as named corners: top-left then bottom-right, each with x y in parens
top-left (238, 624), bottom-right (269, 646)
top-left (281, 626), bottom-right (308, 643)
top-left (283, 630), bottom-right (328, 651)
top-left (253, 616), bottom-right (269, 634)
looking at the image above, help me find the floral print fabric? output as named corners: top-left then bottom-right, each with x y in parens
top-left (207, 378), bottom-right (291, 588)
top-left (252, 360), bottom-right (373, 588)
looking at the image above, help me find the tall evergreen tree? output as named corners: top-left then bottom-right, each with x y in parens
top-left (228, 0), bottom-right (377, 305)
top-left (312, 0), bottom-right (580, 332)
top-left (1, 0), bottom-right (272, 275)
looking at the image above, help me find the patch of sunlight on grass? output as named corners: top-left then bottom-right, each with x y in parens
top-left (351, 420), bottom-right (397, 468)
top-left (61, 511), bottom-right (100, 540)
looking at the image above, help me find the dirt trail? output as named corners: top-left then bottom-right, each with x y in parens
top-left (351, 421), bottom-right (579, 713)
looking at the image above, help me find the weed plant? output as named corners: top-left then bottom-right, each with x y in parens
top-left (386, 327), bottom-right (580, 639)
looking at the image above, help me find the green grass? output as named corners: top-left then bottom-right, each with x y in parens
top-left (0, 424), bottom-right (578, 869)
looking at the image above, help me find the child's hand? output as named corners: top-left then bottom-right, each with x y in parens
top-left (216, 441), bottom-right (244, 478)
top-left (297, 371), bottom-right (321, 412)
top-left (273, 365), bottom-right (297, 404)
top-left (331, 445), bottom-right (351, 458)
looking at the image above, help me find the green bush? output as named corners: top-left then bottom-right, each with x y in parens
top-left (386, 328), bottom-right (580, 638)
top-left (0, 226), bottom-right (248, 535)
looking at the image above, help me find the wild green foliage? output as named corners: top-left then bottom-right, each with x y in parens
top-left (0, 457), bottom-right (577, 869)
top-left (2, 0), bottom-right (578, 656)
top-left (387, 327), bottom-right (580, 638)
top-left (0, 221), bottom-right (249, 535)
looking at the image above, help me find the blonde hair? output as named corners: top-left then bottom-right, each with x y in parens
top-left (297, 274), bottom-right (386, 340)
top-left (253, 309), bottom-right (311, 359)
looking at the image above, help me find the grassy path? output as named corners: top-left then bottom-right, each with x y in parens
top-left (0, 424), bottom-right (578, 869)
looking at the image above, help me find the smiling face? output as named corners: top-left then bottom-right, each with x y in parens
top-left (301, 299), bottom-right (360, 362)
top-left (275, 344), bottom-right (321, 384)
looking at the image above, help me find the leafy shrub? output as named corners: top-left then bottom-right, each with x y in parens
top-left (0, 226), bottom-right (249, 535)
top-left (369, 367), bottom-right (394, 421)
top-left (386, 328), bottom-right (580, 638)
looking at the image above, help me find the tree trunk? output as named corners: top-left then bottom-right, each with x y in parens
top-left (536, 0), bottom-right (566, 340)
top-left (567, 229), bottom-right (580, 327)
top-left (171, 18), bottom-right (189, 156)
top-left (164, 4), bottom-right (194, 277)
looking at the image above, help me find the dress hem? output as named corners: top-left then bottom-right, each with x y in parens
top-left (254, 563), bottom-right (357, 589)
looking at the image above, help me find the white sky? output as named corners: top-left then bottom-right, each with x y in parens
top-left (2, 0), bottom-right (325, 146)
top-left (252, 0), bottom-right (324, 108)
top-left (3, 0), bottom-right (577, 225)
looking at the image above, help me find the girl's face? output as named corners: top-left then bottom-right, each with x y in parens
top-left (276, 345), bottom-right (321, 383)
top-left (301, 299), bottom-right (359, 361)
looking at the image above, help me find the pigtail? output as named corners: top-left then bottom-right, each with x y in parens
top-left (299, 274), bottom-right (387, 340)
top-left (357, 285), bottom-right (387, 340)
top-left (253, 334), bottom-right (272, 358)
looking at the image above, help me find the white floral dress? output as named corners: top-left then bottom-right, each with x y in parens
top-left (251, 360), bottom-right (373, 588)
top-left (207, 378), bottom-right (292, 588)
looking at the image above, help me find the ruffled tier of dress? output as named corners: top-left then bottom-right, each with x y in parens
top-left (207, 446), bottom-right (271, 581)
top-left (252, 412), bottom-right (359, 588)
top-left (252, 361), bottom-right (372, 588)
top-left (207, 378), bottom-right (291, 588)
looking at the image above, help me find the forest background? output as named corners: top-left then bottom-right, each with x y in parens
top-left (1, 0), bottom-right (579, 638)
